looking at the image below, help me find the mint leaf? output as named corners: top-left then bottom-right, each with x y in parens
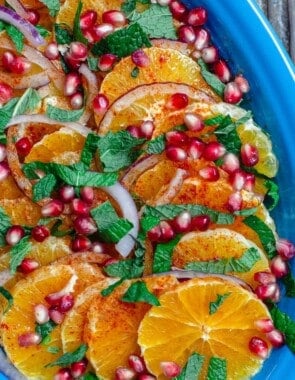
top-left (80, 133), bottom-right (100, 167)
top-left (175, 353), bottom-right (204, 380)
top-left (22, 161), bottom-right (52, 180)
top-left (0, 206), bottom-right (11, 233)
top-left (214, 115), bottom-right (242, 155)
top-left (198, 59), bottom-right (225, 97)
top-left (46, 344), bottom-right (88, 367)
top-left (35, 320), bottom-right (57, 342)
top-left (101, 278), bottom-right (125, 297)
top-left (282, 270), bottom-right (295, 298)
top-left (39, 0), bottom-right (60, 17)
top-left (264, 179), bottom-right (279, 211)
top-left (81, 373), bottom-right (99, 380)
top-left (0, 98), bottom-right (19, 131)
top-left (92, 23), bottom-right (151, 58)
top-left (152, 235), bottom-right (182, 273)
top-left (186, 247), bottom-right (260, 274)
top-left (269, 304), bottom-right (295, 353)
top-left (33, 174), bottom-right (57, 202)
top-left (104, 258), bottom-right (143, 279)
top-left (54, 24), bottom-right (72, 44)
top-left (233, 207), bottom-right (258, 217)
top-left (91, 201), bottom-right (133, 243)
top-left (209, 293), bottom-right (231, 315)
top-left (122, 281), bottom-right (160, 306)
top-left (12, 88), bottom-right (41, 117)
top-left (87, 57), bottom-right (98, 71)
top-left (121, 0), bottom-right (137, 14)
top-left (243, 215), bottom-right (277, 259)
top-left (9, 236), bottom-right (32, 274)
top-left (0, 286), bottom-right (13, 313)
top-left (204, 115), bottom-right (226, 126)
top-left (46, 104), bottom-right (84, 122)
top-left (6, 24), bottom-right (24, 52)
top-left (131, 66), bottom-right (140, 78)
top-left (35, 25), bottom-right (50, 38)
top-left (206, 357), bottom-right (227, 380)
top-left (73, 0), bottom-right (88, 44)
top-left (146, 134), bottom-right (165, 154)
top-left (129, 4), bottom-right (177, 39)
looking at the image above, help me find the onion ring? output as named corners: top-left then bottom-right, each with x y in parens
top-left (155, 168), bottom-right (188, 206)
top-left (78, 63), bottom-right (99, 125)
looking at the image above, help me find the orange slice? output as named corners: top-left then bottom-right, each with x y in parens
top-left (0, 197), bottom-right (41, 227)
top-left (138, 276), bottom-right (273, 380)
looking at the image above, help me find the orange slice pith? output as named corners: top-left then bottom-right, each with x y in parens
top-left (138, 276), bottom-right (272, 380)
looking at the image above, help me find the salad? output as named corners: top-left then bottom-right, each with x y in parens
top-left (0, 0), bottom-right (294, 379)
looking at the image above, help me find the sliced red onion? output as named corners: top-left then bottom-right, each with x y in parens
top-left (78, 63), bottom-right (99, 124)
top-left (0, 71), bottom-right (50, 89)
top-left (155, 168), bottom-right (188, 206)
top-left (0, 6), bottom-right (45, 47)
top-left (5, 0), bottom-right (28, 19)
top-left (102, 182), bottom-right (139, 257)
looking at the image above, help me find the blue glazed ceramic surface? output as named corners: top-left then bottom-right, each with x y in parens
top-left (1, 0), bottom-right (295, 379)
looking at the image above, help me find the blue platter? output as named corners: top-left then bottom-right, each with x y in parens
top-left (1, 0), bottom-right (295, 379)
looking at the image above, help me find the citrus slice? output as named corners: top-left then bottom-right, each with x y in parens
top-left (0, 175), bottom-right (24, 200)
top-left (172, 228), bottom-right (270, 287)
top-left (138, 276), bottom-right (273, 380)
top-left (84, 275), bottom-right (179, 379)
top-left (0, 197), bottom-right (41, 226)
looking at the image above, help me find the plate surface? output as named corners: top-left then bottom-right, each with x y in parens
top-left (1, 0), bottom-right (295, 379)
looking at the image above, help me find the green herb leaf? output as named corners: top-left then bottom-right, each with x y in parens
top-left (47, 346), bottom-right (60, 354)
top-left (0, 98), bottom-right (19, 132)
top-left (121, 0), bottom-right (137, 14)
top-left (129, 4), bottom-right (177, 39)
top-left (269, 304), bottom-right (295, 353)
top-left (22, 161), bottom-right (51, 180)
top-left (282, 270), bottom-right (295, 298)
top-left (9, 236), bottom-right (32, 274)
top-left (35, 25), bottom-right (51, 38)
top-left (0, 286), bottom-right (13, 313)
top-left (122, 281), bottom-right (160, 305)
top-left (0, 206), bottom-right (12, 234)
top-left (32, 173), bottom-right (57, 202)
top-left (104, 258), bottom-right (143, 279)
top-left (131, 66), bottom-right (140, 78)
top-left (152, 235), bottom-right (182, 273)
top-left (233, 207), bottom-right (258, 217)
top-left (198, 59), bottom-right (225, 97)
top-left (51, 219), bottom-right (74, 237)
top-left (54, 23), bottom-right (73, 44)
top-left (146, 134), bottom-right (165, 154)
top-left (39, 0), bottom-right (60, 17)
top-left (80, 133), bottom-right (100, 167)
top-left (81, 373), bottom-right (99, 380)
top-left (12, 88), bottom-right (41, 117)
top-left (175, 353), bottom-right (204, 380)
top-left (5, 24), bottom-right (24, 52)
top-left (209, 293), bottom-right (231, 315)
top-left (101, 278), bottom-right (125, 297)
top-left (243, 215), bottom-right (277, 259)
top-left (35, 320), bottom-right (57, 342)
top-left (73, 0), bottom-right (88, 44)
top-left (87, 56), bottom-right (98, 71)
top-left (204, 114), bottom-right (227, 126)
top-left (264, 179), bottom-right (279, 211)
top-left (206, 357), bottom-right (227, 380)
top-left (186, 247), bottom-right (260, 274)
top-left (46, 344), bottom-right (88, 367)
top-left (92, 23), bottom-right (151, 58)
top-left (214, 115), bottom-right (242, 155)
top-left (46, 104), bottom-right (84, 122)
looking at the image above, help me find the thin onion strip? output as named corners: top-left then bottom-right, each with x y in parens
top-left (78, 63), bottom-right (99, 125)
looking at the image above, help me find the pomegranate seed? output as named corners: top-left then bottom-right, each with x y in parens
top-left (213, 59), bottom-right (231, 83)
top-left (49, 308), bottom-right (65, 324)
top-left (249, 337), bottom-right (269, 359)
top-left (2, 51), bottom-right (15, 70)
top-left (93, 93), bottom-right (109, 114)
top-left (26, 9), bottom-right (40, 25)
top-left (18, 258), bottom-right (39, 274)
top-left (80, 186), bottom-right (94, 204)
top-left (183, 113), bottom-right (204, 131)
top-left (169, 1), bottom-right (187, 21)
top-left (254, 271), bottom-right (276, 285)
top-left (127, 125), bottom-right (142, 138)
top-left (115, 367), bottom-right (137, 380)
top-left (72, 198), bottom-right (90, 216)
top-left (71, 235), bottom-right (92, 252)
top-left (240, 143), bottom-right (259, 167)
top-left (71, 359), bottom-right (88, 378)
top-left (54, 368), bottom-right (73, 380)
top-left (223, 81), bottom-right (243, 104)
top-left (73, 216), bottom-right (97, 235)
top-left (221, 153), bottom-right (240, 173)
top-left (64, 52), bottom-right (81, 70)
top-left (80, 10), bottom-right (97, 30)
top-left (166, 130), bottom-right (188, 146)
top-left (147, 225), bottom-right (162, 242)
top-left (139, 120), bottom-right (155, 139)
top-left (102, 10), bottom-right (126, 27)
top-left (160, 361), bottom-right (181, 378)
top-left (276, 238), bottom-right (295, 260)
top-left (83, 29), bottom-right (96, 43)
top-left (199, 166), bottom-right (220, 181)
top-left (178, 25), bottom-right (196, 44)
top-left (166, 146), bottom-right (187, 162)
top-left (226, 191), bottom-right (242, 212)
top-left (202, 141), bottom-right (226, 161)
top-left (266, 329), bottom-right (285, 348)
top-left (191, 214), bottom-right (210, 231)
top-left (128, 355), bottom-right (146, 373)
top-left (187, 7), bottom-right (207, 26)
top-left (159, 221), bottom-right (175, 242)
top-left (31, 225), bottom-right (50, 242)
top-left (41, 199), bottom-right (64, 217)
top-left (167, 93), bottom-right (189, 110)
top-left (15, 137), bottom-right (32, 156)
top-left (194, 28), bottom-right (210, 50)
top-left (0, 144), bottom-right (7, 162)
top-left (270, 255), bottom-right (289, 278)
top-left (64, 72), bottom-right (82, 97)
top-left (254, 318), bottom-right (274, 333)
top-left (187, 138), bottom-right (205, 159)
top-left (234, 74), bottom-right (250, 93)
top-left (0, 81), bottom-right (13, 105)
top-left (255, 283), bottom-right (278, 300)
top-left (59, 185), bottom-right (75, 203)
top-left (244, 172), bottom-right (255, 192)
top-left (18, 332), bottom-right (41, 347)
top-left (138, 375), bottom-right (156, 380)
top-left (69, 42), bottom-right (88, 61)
top-left (171, 211), bottom-right (192, 233)
top-left (98, 53), bottom-right (117, 71)
top-left (271, 286), bottom-right (281, 303)
top-left (44, 41), bottom-right (59, 60)
top-left (92, 241), bottom-right (106, 254)
top-left (201, 46), bottom-right (219, 64)
top-left (11, 56), bottom-right (31, 74)
top-left (229, 169), bottom-right (246, 191)
top-left (157, 0), bottom-right (171, 5)
top-left (90, 23), bottom-right (114, 42)
top-left (6, 225), bottom-right (25, 246)
top-left (58, 294), bottom-right (74, 313)
top-left (191, 50), bottom-right (202, 60)
top-left (131, 50), bottom-right (150, 67)
top-left (34, 303), bottom-right (49, 324)
top-left (0, 162), bottom-right (10, 181)
top-left (70, 92), bottom-right (84, 109)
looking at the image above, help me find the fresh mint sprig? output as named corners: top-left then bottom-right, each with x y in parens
top-left (46, 344), bottom-right (88, 367)
top-left (121, 281), bottom-right (160, 306)
top-left (39, 0), bottom-right (60, 17)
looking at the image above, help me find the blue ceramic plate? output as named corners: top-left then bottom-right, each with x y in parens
top-left (1, 0), bottom-right (295, 379)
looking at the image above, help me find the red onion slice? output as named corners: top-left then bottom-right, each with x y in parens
top-left (155, 168), bottom-right (188, 206)
top-left (0, 5), bottom-right (45, 47)
top-left (78, 63), bottom-right (99, 124)
top-left (0, 71), bottom-right (50, 89)
top-left (102, 182), bottom-right (139, 257)
top-left (5, 0), bottom-right (28, 19)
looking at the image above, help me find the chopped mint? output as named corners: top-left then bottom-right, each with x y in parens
top-left (209, 293), bottom-right (231, 315)
top-left (204, 115), bottom-right (226, 126)
top-left (80, 133), bottom-right (101, 167)
top-left (121, 0), bottom-right (150, 15)
top-left (0, 206), bottom-right (12, 234)
top-left (0, 286), bottom-right (13, 313)
top-left (39, 0), bottom-right (60, 17)
top-left (87, 56), bottom-right (99, 71)
top-left (206, 357), bottom-right (227, 380)
top-left (214, 114), bottom-right (242, 155)
top-left (35, 320), bottom-right (57, 342)
top-left (5, 23), bottom-right (24, 52)
top-left (73, 0), bottom-right (88, 44)
top-left (32, 173), bottom-right (57, 202)
top-left (46, 104), bottom-right (84, 122)
top-left (0, 98), bottom-right (19, 132)
top-left (54, 23), bottom-right (73, 44)
top-left (101, 278), bottom-right (125, 297)
top-left (9, 236), bottom-right (32, 274)
top-left (35, 25), bottom-right (51, 38)
top-left (264, 179), bottom-right (279, 211)
top-left (146, 134), bottom-right (165, 154)
top-left (269, 304), bottom-right (295, 353)
top-left (22, 161), bottom-right (52, 180)
top-left (131, 66), bottom-right (140, 78)
top-left (243, 215), bottom-right (277, 259)
top-left (47, 346), bottom-right (60, 354)
top-left (81, 373), bottom-right (99, 380)
top-left (233, 207), bottom-right (258, 217)
top-left (175, 353), bottom-right (204, 380)
top-left (198, 59), bottom-right (225, 97)
top-left (104, 258), bottom-right (143, 279)
top-left (92, 23), bottom-right (151, 58)
top-left (12, 88), bottom-right (41, 117)
top-left (129, 4), bottom-right (177, 39)
top-left (46, 344), bottom-right (88, 367)
top-left (186, 247), bottom-right (261, 274)
top-left (152, 235), bottom-right (182, 273)
top-left (122, 281), bottom-right (160, 306)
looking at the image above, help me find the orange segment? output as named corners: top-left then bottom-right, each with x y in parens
top-left (0, 197), bottom-right (41, 226)
top-left (138, 276), bottom-right (272, 380)
top-left (0, 175), bottom-right (24, 200)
